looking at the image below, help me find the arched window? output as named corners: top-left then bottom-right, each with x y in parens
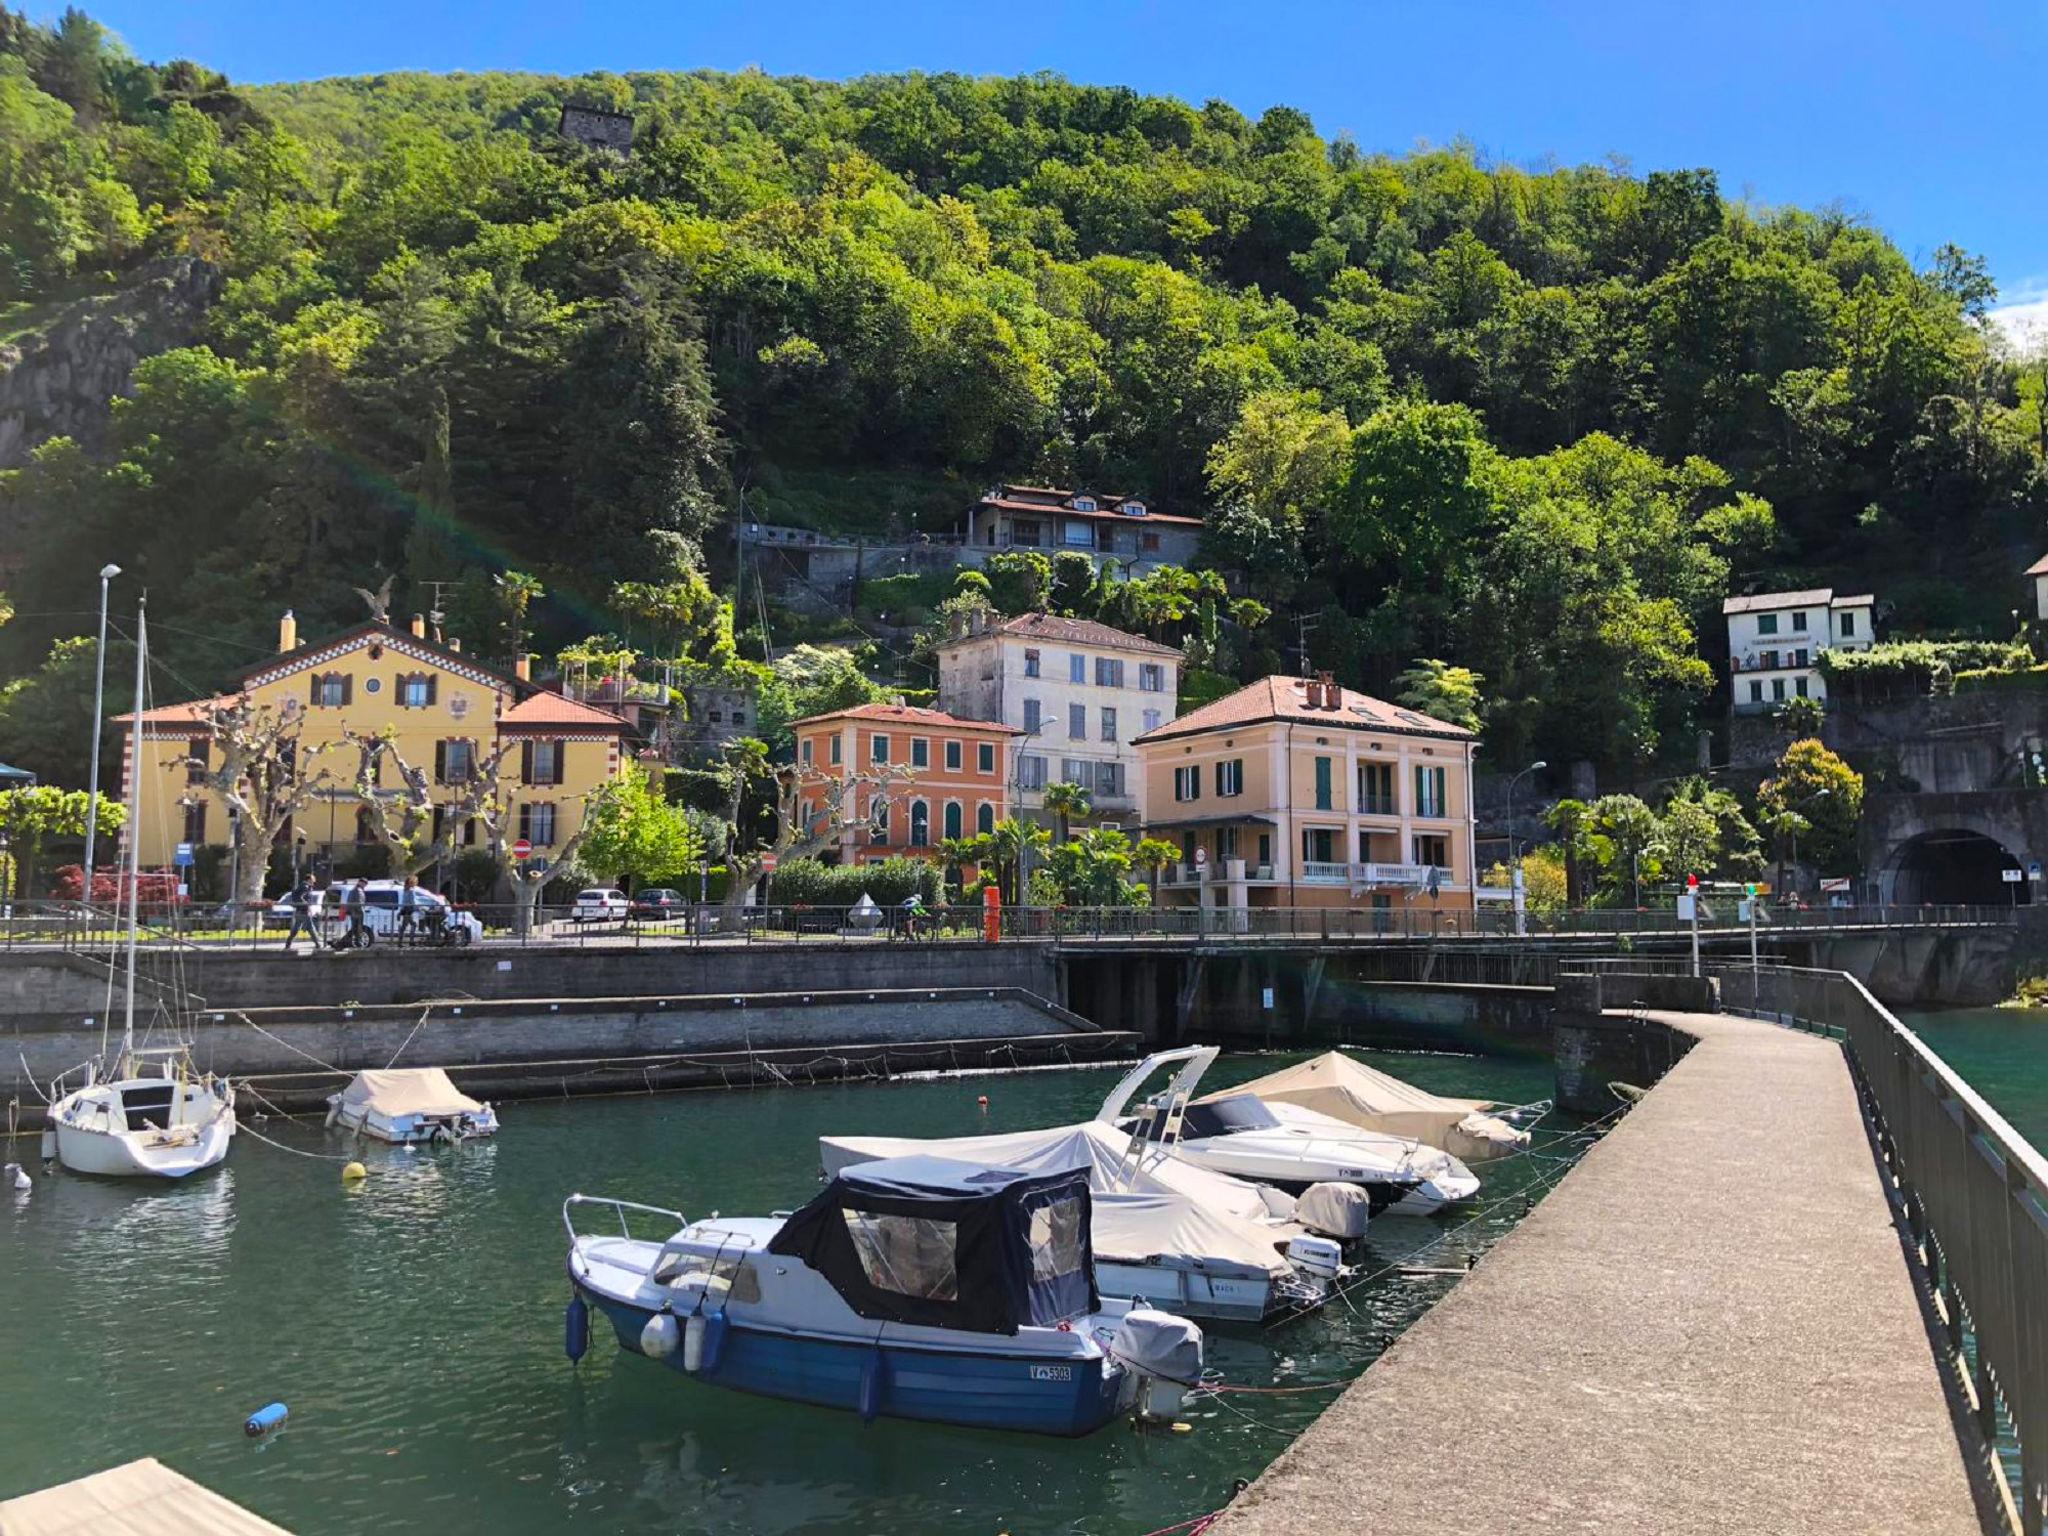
top-left (909, 800), bottom-right (930, 847)
top-left (976, 802), bottom-right (995, 835)
top-left (943, 801), bottom-right (963, 840)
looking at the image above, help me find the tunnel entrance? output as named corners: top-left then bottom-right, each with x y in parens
top-left (1886, 830), bottom-right (2029, 907)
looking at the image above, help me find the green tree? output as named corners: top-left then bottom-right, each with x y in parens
top-left (1757, 738), bottom-right (1865, 873)
top-left (1544, 797), bottom-right (1592, 907)
top-left (1587, 794), bottom-right (1660, 906)
top-left (0, 785), bottom-right (124, 895)
top-left (1391, 658), bottom-right (1485, 732)
top-left (576, 770), bottom-right (703, 890)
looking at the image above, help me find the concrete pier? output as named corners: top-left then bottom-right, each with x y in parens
top-left (1209, 1010), bottom-right (1988, 1536)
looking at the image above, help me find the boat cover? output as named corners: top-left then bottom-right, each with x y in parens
top-left (332, 1068), bottom-right (483, 1119)
top-left (768, 1155), bottom-right (1096, 1334)
top-left (1214, 1052), bottom-right (1529, 1161)
top-left (820, 1123), bottom-right (1300, 1278)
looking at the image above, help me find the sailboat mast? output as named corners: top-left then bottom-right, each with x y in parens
top-left (120, 598), bottom-right (147, 1067)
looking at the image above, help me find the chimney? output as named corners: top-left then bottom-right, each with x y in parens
top-left (278, 610), bottom-right (298, 653)
top-left (410, 612), bottom-right (426, 638)
top-left (1317, 670), bottom-right (1338, 710)
top-left (448, 637), bottom-right (462, 653)
top-left (514, 653), bottom-right (531, 682)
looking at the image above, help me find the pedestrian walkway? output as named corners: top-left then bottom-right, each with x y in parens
top-left (1209, 1010), bottom-right (1988, 1536)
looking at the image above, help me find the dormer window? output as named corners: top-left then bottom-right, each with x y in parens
top-left (1069, 495), bottom-right (1097, 512)
top-left (1120, 500), bottom-right (1147, 516)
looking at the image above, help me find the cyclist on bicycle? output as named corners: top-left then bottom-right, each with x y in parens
top-left (899, 891), bottom-right (929, 940)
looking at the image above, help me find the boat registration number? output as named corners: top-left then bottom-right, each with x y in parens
top-left (1029, 1365), bottom-right (1072, 1381)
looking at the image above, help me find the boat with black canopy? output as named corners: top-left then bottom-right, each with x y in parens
top-left (562, 1155), bottom-right (1205, 1436)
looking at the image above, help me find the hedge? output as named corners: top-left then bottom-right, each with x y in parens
top-left (1819, 639), bottom-right (2028, 681)
top-left (768, 856), bottom-right (939, 907)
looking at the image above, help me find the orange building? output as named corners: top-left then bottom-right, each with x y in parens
top-left (790, 702), bottom-right (1021, 864)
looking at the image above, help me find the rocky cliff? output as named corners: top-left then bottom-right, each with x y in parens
top-left (0, 257), bottom-right (222, 468)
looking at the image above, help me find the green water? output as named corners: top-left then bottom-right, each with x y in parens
top-left (1, 1048), bottom-right (1569, 1535)
top-left (1904, 1008), bottom-right (2048, 1147)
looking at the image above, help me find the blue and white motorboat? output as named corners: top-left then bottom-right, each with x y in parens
top-left (563, 1156), bottom-right (1204, 1437)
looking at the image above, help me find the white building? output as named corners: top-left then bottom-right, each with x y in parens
top-left (2028, 552), bottom-right (2048, 620)
top-left (958, 485), bottom-right (1205, 576)
top-left (1723, 587), bottom-right (1875, 713)
top-left (936, 610), bottom-right (1181, 827)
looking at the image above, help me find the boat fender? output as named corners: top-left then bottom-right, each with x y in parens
top-left (699, 1310), bottom-right (728, 1374)
top-left (564, 1295), bottom-right (590, 1363)
top-left (324, 1102), bottom-right (339, 1129)
top-left (244, 1402), bottom-right (289, 1438)
top-left (682, 1314), bottom-right (705, 1372)
top-left (640, 1312), bottom-right (680, 1360)
top-left (858, 1347), bottom-right (886, 1423)
top-left (39, 1129), bottom-right (55, 1162)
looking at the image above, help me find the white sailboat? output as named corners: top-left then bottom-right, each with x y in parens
top-left (45, 598), bottom-right (236, 1179)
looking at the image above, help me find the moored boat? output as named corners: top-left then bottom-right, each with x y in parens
top-left (563, 1155), bottom-right (1204, 1436)
top-left (327, 1068), bottom-right (499, 1144)
top-left (1216, 1050), bottom-right (1542, 1163)
top-left (1101, 1048), bottom-right (1481, 1217)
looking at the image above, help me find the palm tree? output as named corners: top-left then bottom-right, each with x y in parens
top-left (1042, 780), bottom-right (1091, 845)
top-left (935, 835), bottom-right (980, 894)
top-left (1133, 837), bottom-right (1179, 907)
top-left (983, 817), bottom-right (1049, 905)
top-left (1545, 798), bottom-right (1590, 907)
top-left (494, 569), bottom-right (545, 663)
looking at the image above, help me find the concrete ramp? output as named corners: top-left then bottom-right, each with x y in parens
top-left (1210, 1011), bottom-right (1986, 1536)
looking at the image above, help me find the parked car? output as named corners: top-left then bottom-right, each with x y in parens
top-left (629, 887), bottom-right (686, 921)
top-left (572, 888), bottom-right (629, 923)
top-left (267, 888), bottom-right (335, 926)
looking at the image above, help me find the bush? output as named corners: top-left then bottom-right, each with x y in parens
top-left (1820, 640), bottom-right (2030, 699)
top-left (1953, 663), bottom-right (2048, 695)
top-left (453, 849), bottom-right (503, 901)
top-left (768, 855), bottom-right (939, 907)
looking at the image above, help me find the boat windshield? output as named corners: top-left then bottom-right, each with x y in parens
top-left (841, 1211), bottom-right (959, 1301)
top-left (1181, 1095), bottom-right (1282, 1140)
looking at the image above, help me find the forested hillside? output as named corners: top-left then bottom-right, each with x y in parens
top-left (1, 7), bottom-right (2042, 786)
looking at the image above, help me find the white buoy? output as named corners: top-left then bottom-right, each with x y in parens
top-left (5, 1162), bottom-right (28, 1192)
top-left (683, 1314), bottom-right (706, 1372)
top-left (640, 1313), bottom-right (680, 1360)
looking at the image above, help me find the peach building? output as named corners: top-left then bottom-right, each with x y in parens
top-left (1134, 673), bottom-right (1477, 920)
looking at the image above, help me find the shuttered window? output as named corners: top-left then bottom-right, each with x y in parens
top-left (311, 672), bottom-right (351, 707)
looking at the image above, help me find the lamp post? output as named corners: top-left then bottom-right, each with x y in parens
top-left (82, 562), bottom-right (121, 905)
top-left (1504, 759), bottom-right (1546, 938)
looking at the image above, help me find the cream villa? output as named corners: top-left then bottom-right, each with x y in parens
top-left (1134, 673), bottom-right (1477, 922)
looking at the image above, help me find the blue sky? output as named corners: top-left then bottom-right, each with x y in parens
top-left (82, 1), bottom-right (2048, 336)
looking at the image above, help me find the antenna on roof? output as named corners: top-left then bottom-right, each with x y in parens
top-left (1295, 614), bottom-right (1321, 676)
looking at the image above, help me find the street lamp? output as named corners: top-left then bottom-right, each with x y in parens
top-left (82, 562), bottom-right (121, 904)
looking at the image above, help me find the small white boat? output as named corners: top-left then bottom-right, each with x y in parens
top-left (820, 1121), bottom-right (1341, 1322)
top-left (327, 1068), bottom-right (499, 1144)
top-left (1101, 1049), bottom-right (1481, 1217)
top-left (1218, 1051), bottom-right (1542, 1163)
top-left (45, 600), bottom-right (235, 1181)
top-left (47, 1050), bottom-right (236, 1179)
top-left (564, 1156), bottom-right (1205, 1436)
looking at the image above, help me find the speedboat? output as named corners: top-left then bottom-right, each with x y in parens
top-left (820, 1121), bottom-right (1341, 1323)
top-left (563, 1155), bottom-right (1204, 1436)
top-left (327, 1068), bottom-right (500, 1144)
top-left (44, 600), bottom-right (235, 1181)
top-left (1219, 1051), bottom-right (1543, 1163)
top-left (1101, 1049), bottom-right (1481, 1217)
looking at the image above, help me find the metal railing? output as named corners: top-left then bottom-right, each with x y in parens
top-left (0, 898), bottom-right (2020, 953)
top-left (1718, 963), bottom-right (2048, 1534)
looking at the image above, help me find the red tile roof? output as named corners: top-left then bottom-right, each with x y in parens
top-left (978, 495), bottom-right (1205, 527)
top-left (1134, 676), bottom-right (1474, 744)
top-left (113, 695), bottom-right (239, 727)
top-left (946, 612), bottom-right (1183, 659)
top-left (499, 692), bottom-right (631, 731)
top-left (793, 702), bottom-right (1024, 733)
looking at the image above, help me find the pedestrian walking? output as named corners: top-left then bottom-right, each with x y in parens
top-left (341, 877), bottom-right (369, 948)
top-left (397, 874), bottom-right (421, 941)
top-left (284, 877), bottom-right (319, 951)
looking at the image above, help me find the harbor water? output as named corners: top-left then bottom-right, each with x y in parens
top-left (1905, 1007), bottom-right (2048, 1147)
top-left (2, 1047), bottom-right (1569, 1535)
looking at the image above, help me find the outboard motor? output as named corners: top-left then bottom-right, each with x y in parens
top-left (1295, 1181), bottom-right (1372, 1240)
top-left (1111, 1307), bottom-right (1204, 1422)
top-left (1284, 1234), bottom-right (1343, 1289)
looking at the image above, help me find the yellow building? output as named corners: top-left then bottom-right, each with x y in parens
top-left (1135, 674), bottom-right (1478, 922)
top-left (117, 611), bottom-right (631, 881)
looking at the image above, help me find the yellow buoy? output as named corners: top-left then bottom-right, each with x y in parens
top-left (341, 1161), bottom-right (368, 1182)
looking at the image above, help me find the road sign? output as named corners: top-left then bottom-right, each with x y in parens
top-left (1676, 894), bottom-right (1697, 921)
top-left (511, 838), bottom-right (532, 861)
top-left (760, 852), bottom-right (778, 873)
top-left (1685, 872), bottom-right (1699, 892)
top-left (2004, 867), bottom-right (2025, 884)
top-left (1193, 847), bottom-right (1208, 866)
top-left (173, 842), bottom-right (194, 868)
top-left (2033, 862), bottom-right (2043, 881)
